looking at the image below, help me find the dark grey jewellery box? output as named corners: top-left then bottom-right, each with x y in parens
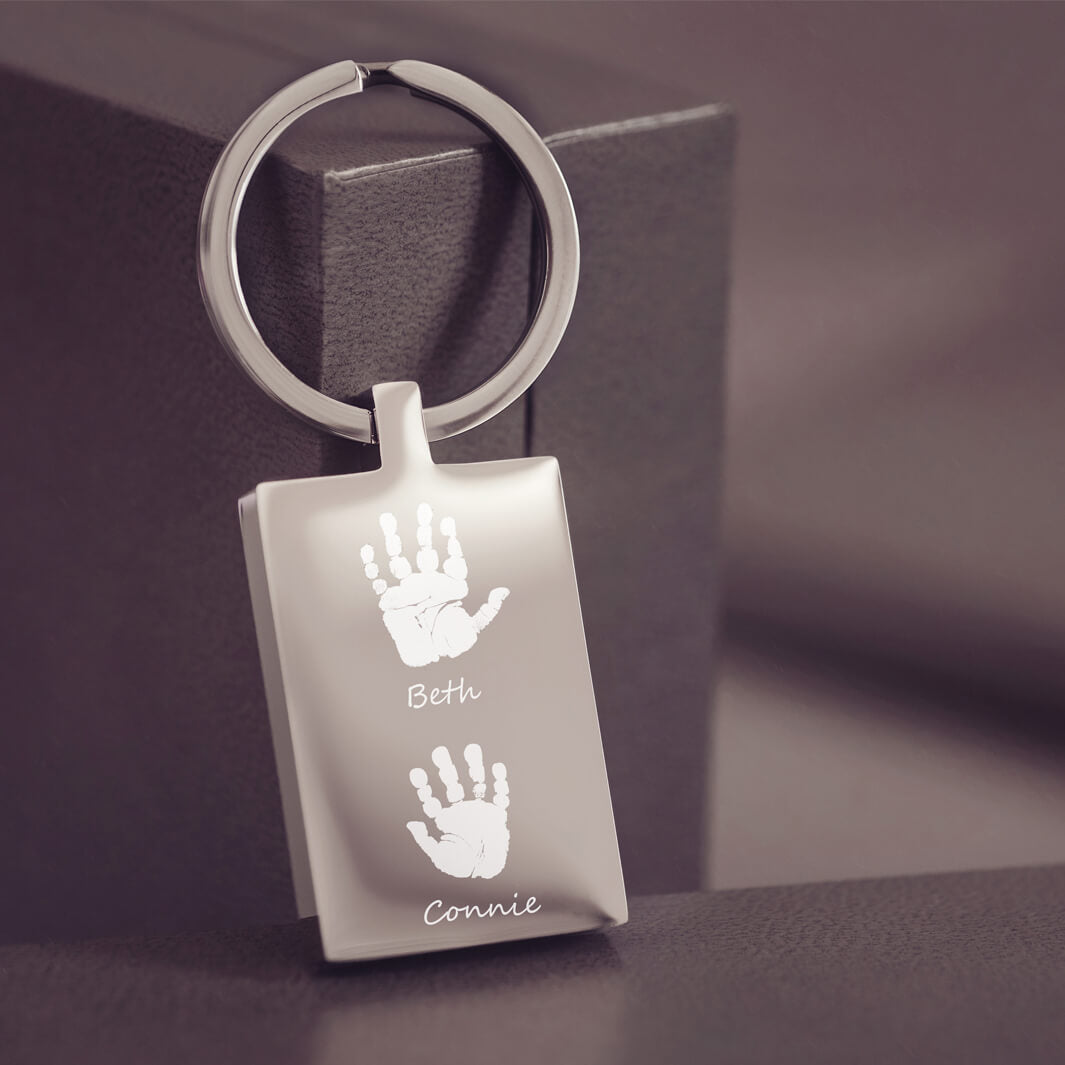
top-left (0, 4), bottom-right (733, 946)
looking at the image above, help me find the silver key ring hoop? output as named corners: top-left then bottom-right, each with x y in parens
top-left (198, 60), bottom-right (579, 443)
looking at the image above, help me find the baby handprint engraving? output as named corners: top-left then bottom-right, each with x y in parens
top-left (406, 744), bottom-right (510, 879)
top-left (361, 504), bottom-right (509, 668)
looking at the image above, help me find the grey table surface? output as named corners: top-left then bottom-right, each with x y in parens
top-left (3, 864), bottom-right (1064, 1065)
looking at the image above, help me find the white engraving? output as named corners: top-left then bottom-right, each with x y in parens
top-left (406, 743), bottom-right (510, 879)
top-left (407, 677), bottom-right (482, 710)
top-left (361, 504), bottom-right (509, 668)
top-left (423, 894), bottom-right (541, 925)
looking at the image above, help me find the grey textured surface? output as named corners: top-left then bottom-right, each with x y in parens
top-left (4, 866), bottom-right (1065, 1064)
top-left (537, 119), bottom-right (731, 891)
top-left (0, 2), bottom-right (731, 944)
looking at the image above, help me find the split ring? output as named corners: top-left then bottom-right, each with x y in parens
top-left (198, 60), bottom-right (579, 442)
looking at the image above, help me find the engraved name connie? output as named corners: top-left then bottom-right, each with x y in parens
top-left (424, 893), bottom-right (541, 926)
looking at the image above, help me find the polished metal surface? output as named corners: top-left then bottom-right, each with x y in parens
top-left (240, 383), bottom-right (626, 960)
top-left (199, 60), bottom-right (580, 442)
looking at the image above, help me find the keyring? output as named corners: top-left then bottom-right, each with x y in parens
top-left (198, 60), bottom-right (579, 443)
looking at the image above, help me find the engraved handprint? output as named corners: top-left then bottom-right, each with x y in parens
top-left (406, 744), bottom-right (510, 879)
top-left (361, 504), bottom-right (509, 668)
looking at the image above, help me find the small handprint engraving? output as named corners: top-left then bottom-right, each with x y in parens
top-left (406, 744), bottom-right (510, 880)
top-left (361, 504), bottom-right (509, 668)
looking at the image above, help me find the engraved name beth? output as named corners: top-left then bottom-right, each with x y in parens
top-left (408, 676), bottom-right (482, 710)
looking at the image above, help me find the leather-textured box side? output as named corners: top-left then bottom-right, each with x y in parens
top-left (0, 5), bottom-right (731, 942)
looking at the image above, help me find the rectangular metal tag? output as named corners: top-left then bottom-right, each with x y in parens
top-left (240, 382), bottom-right (627, 961)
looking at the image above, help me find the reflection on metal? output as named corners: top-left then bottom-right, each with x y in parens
top-left (240, 383), bottom-right (627, 961)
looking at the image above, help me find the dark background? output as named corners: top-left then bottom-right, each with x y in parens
top-left (488, 0), bottom-right (1065, 889)
top-left (4, 5), bottom-right (1065, 1063)
top-left (3, 0), bottom-right (1065, 938)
